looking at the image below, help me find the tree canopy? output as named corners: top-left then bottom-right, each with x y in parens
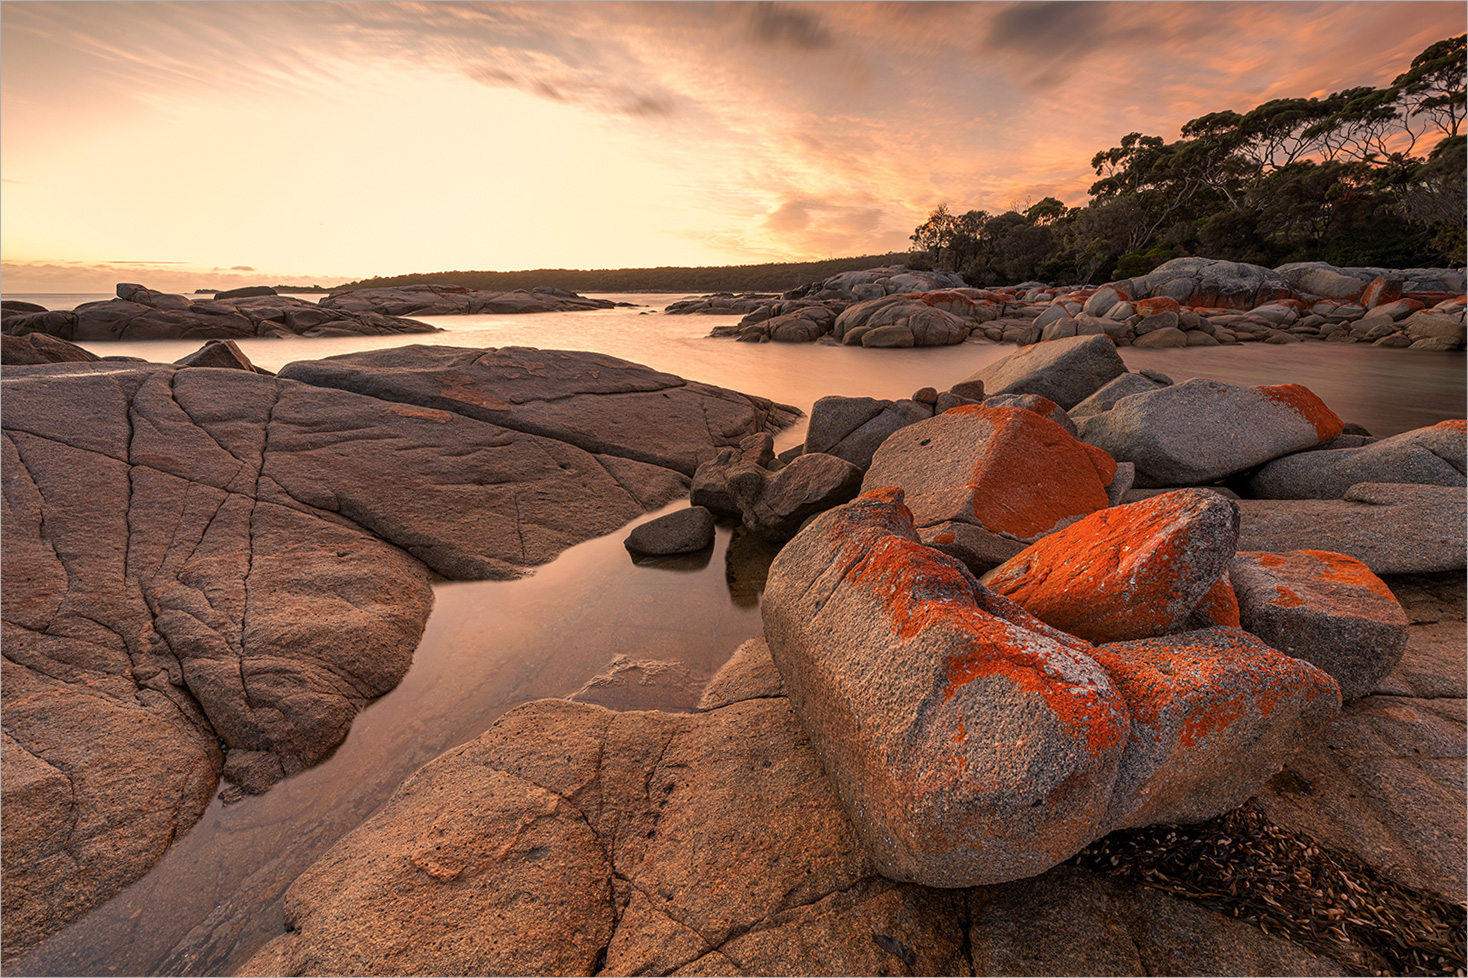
top-left (909, 35), bottom-right (1466, 284)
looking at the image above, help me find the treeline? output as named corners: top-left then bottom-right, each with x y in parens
top-left (910, 35), bottom-right (1466, 286)
top-left (334, 253), bottom-right (914, 294)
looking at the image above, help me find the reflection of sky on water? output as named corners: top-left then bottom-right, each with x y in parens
top-left (6, 296), bottom-right (1464, 976)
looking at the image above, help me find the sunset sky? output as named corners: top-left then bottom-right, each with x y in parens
top-left (2, 1), bottom-right (1462, 293)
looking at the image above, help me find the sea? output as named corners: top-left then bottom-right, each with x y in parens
top-left (3, 290), bottom-right (1465, 976)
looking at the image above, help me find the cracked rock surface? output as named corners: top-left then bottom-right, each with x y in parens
top-left (1, 350), bottom-right (792, 957)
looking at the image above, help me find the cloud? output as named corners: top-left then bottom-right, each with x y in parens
top-left (760, 196), bottom-right (888, 256)
top-left (738, 3), bottom-right (834, 50)
top-left (465, 65), bottom-right (676, 117)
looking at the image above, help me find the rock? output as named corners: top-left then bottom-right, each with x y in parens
top-left (566, 655), bottom-right (706, 712)
top-left (1230, 551), bottom-right (1409, 701)
top-left (966, 334), bottom-right (1129, 410)
top-left (624, 507), bottom-right (716, 556)
top-left (690, 433), bottom-right (774, 517)
top-left (1249, 420), bottom-right (1466, 499)
top-left (1132, 325), bottom-right (1189, 347)
top-left (1069, 370), bottom-right (1172, 418)
top-left (1, 349), bottom-right (784, 956)
top-left (1403, 311), bottom-right (1467, 344)
top-left (277, 345), bottom-right (799, 477)
top-left (726, 451), bottom-right (864, 541)
top-left (762, 490), bottom-right (1132, 886)
top-left (1122, 258), bottom-right (1293, 309)
top-left (980, 489), bottom-right (1241, 644)
top-left (1077, 378), bottom-right (1343, 487)
top-left (1, 300), bottom-right (48, 317)
top-left (319, 283), bottom-right (619, 316)
top-left (787, 264), bottom-right (967, 302)
top-left (172, 338), bottom-right (266, 373)
top-left (969, 864), bottom-right (1347, 976)
top-left (212, 285), bottom-right (277, 300)
top-left (1, 332), bottom-right (101, 365)
top-left (696, 637), bottom-right (784, 710)
top-left (863, 405), bottom-right (1118, 552)
top-left (979, 393), bottom-right (1078, 438)
top-left (1235, 483), bottom-right (1467, 574)
top-left (664, 292), bottom-right (779, 315)
top-left (801, 395), bottom-right (931, 469)
top-left (2, 287), bottom-right (439, 341)
top-left (831, 295), bottom-right (971, 347)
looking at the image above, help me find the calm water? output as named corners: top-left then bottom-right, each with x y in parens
top-left (4, 292), bottom-right (1465, 976)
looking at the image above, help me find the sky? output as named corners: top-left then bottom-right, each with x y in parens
top-left (1, 1), bottom-right (1462, 293)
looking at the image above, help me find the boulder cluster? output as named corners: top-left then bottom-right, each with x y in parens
top-left (679, 258), bottom-right (1467, 352)
top-left (1, 284), bottom-right (439, 342)
top-left (318, 283), bottom-right (624, 316)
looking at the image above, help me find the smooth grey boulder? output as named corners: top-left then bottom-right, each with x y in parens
top-left (1235, 483), bottom-right (1467, 573)
top-left (1068, 371), bottom-right (1172, 418)
top-left (1120, 258), bottom-right (1293, 309)
top-left (319, 283), bottom-right (618, 316)
top-left (212, 285), bottom-right (277, 300)
top-left (831, 295), bottom-right (971, 347)
top-left (1230, 550), bottom-right (1409, 701)
top-left (624, 506), bottom-right (716, 556)
top-left (802, 395), bottom-right (932, 469)
top-left (966, 334), bottom-right (1128, 410)
top-left (690, 432), bottom-right (775, 516)
top-left (1077, 378), bottom-right (1343, 487)
top-left (173, 339), bottom-right (267, 373)
top-left (980, 393), bottom-right (1079, 438)
top-left (1249, 420), bottom-right (1466, 499)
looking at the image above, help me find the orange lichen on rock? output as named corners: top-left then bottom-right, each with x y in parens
top-left (1272, 585), bottom-right (1305, 608)
top-left (980, 489), bottom-right (1240, 644)
top-left (1190, 573), bottom-right (1240, 627)
top-left (1252, 384), bottom-right (1344, 443)
top-left (936, 405), bottom-right (1114, 539)
top-left (1134, 296), bottom-right (1182, 315)
top-left (1433, 418), bottom-right (1467, 434)
top-left (1300, 549), bottom-right (1399, 601)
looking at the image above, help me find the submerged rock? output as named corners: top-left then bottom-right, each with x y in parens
top-left (624, 506), bottom-right (716, 556)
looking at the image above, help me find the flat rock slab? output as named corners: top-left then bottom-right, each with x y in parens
top-left (1249, 420), bottom-right (1466, 499)
top-left (1, 284), bottom-right (438, 341)
top-left (1077, 378), bottom-right (1343, 487)
top-left (278, 345), bottom-right (799, 476)
top-left (2, 349), bottom-right (784, 957)
top-left (625, 507), bottom-right (716, 556)
top-left (319, 284), bottom-right (619, 316)
top-left (1234, 483), bottom-right (1467, 574)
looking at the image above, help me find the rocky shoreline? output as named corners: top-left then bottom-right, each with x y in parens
top-left (2, 321), bottom-right (1463, 974)
top-left (674, 258), bottom-right (1467, 354)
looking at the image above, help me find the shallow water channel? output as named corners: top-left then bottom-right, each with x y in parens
top-left (5, 294), bottom-right (1465, 975)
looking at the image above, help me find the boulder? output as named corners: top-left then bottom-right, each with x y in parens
top-left (1077, 379), bottom-right (1343, 486)
top-left (1087, 626), bottom-right (1340, 830)
top-left (966, 334), bottom-right (1129, 410)
top-left (979, 489), bottom-right (1241, 644)
top-left (1132, 326), bottom-right (1189, 347)
top-left (763, 490), bottom-right (1132, 886)
top-left (212, 285), bottom-right (277, 300)
top-left (172, 338), bottom-right (266, 373)
top-left (726, 451), bottom-right (864, 541)
top-left (664, 292), bottom-right (779, 315)
top-left (1, 332), bottom-right (101, 365)
top-left (1069, 370), bottom-right (1172, 418)
top-left (1249, 420), bottom-right (1466, 499)
top-left (831, 294), bottom-right (971, 347)
top-left (1230, 551), bottom-right (1409, 701)
top-left (690, 432), bottom-right (775, 516)
top-left (980, 393), bottom-right (1078, 438)
top-left (1121, 258), bottom-right (1293, 309)
top-left (624, 506), bottom-right (716, 556)
top-left (277, 345), bottom-right (799, 477)
top-left (863, 405), bottom-right (1118, 559)
top-left (1235, 483), bottom-right (1467, 574)
top-left (696, 636), bottom-right (784, 711)
top-left (802, 395), bottom-right (932, 469)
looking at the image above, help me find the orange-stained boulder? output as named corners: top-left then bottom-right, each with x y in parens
top-left (1361, 275), bottom-right (1404, 309)
top-left (1088, 626), bottom-right (1340, 830)
top-left (863, 404), bottom-right (1118, 571)
top-left (1187, 572), bottom-right (1241, 628)
top-left (762, 489), bottom-right (1131, 886)
top-left (1133, 296), bottom-right (1182, 316)
top-left (1230, 550), bottom-right (1410, 701)
top-left (979, 489), bottom-right (1240, 644)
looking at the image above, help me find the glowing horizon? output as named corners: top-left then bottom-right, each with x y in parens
top-left (2, 1), bottom-right (1462, 293)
